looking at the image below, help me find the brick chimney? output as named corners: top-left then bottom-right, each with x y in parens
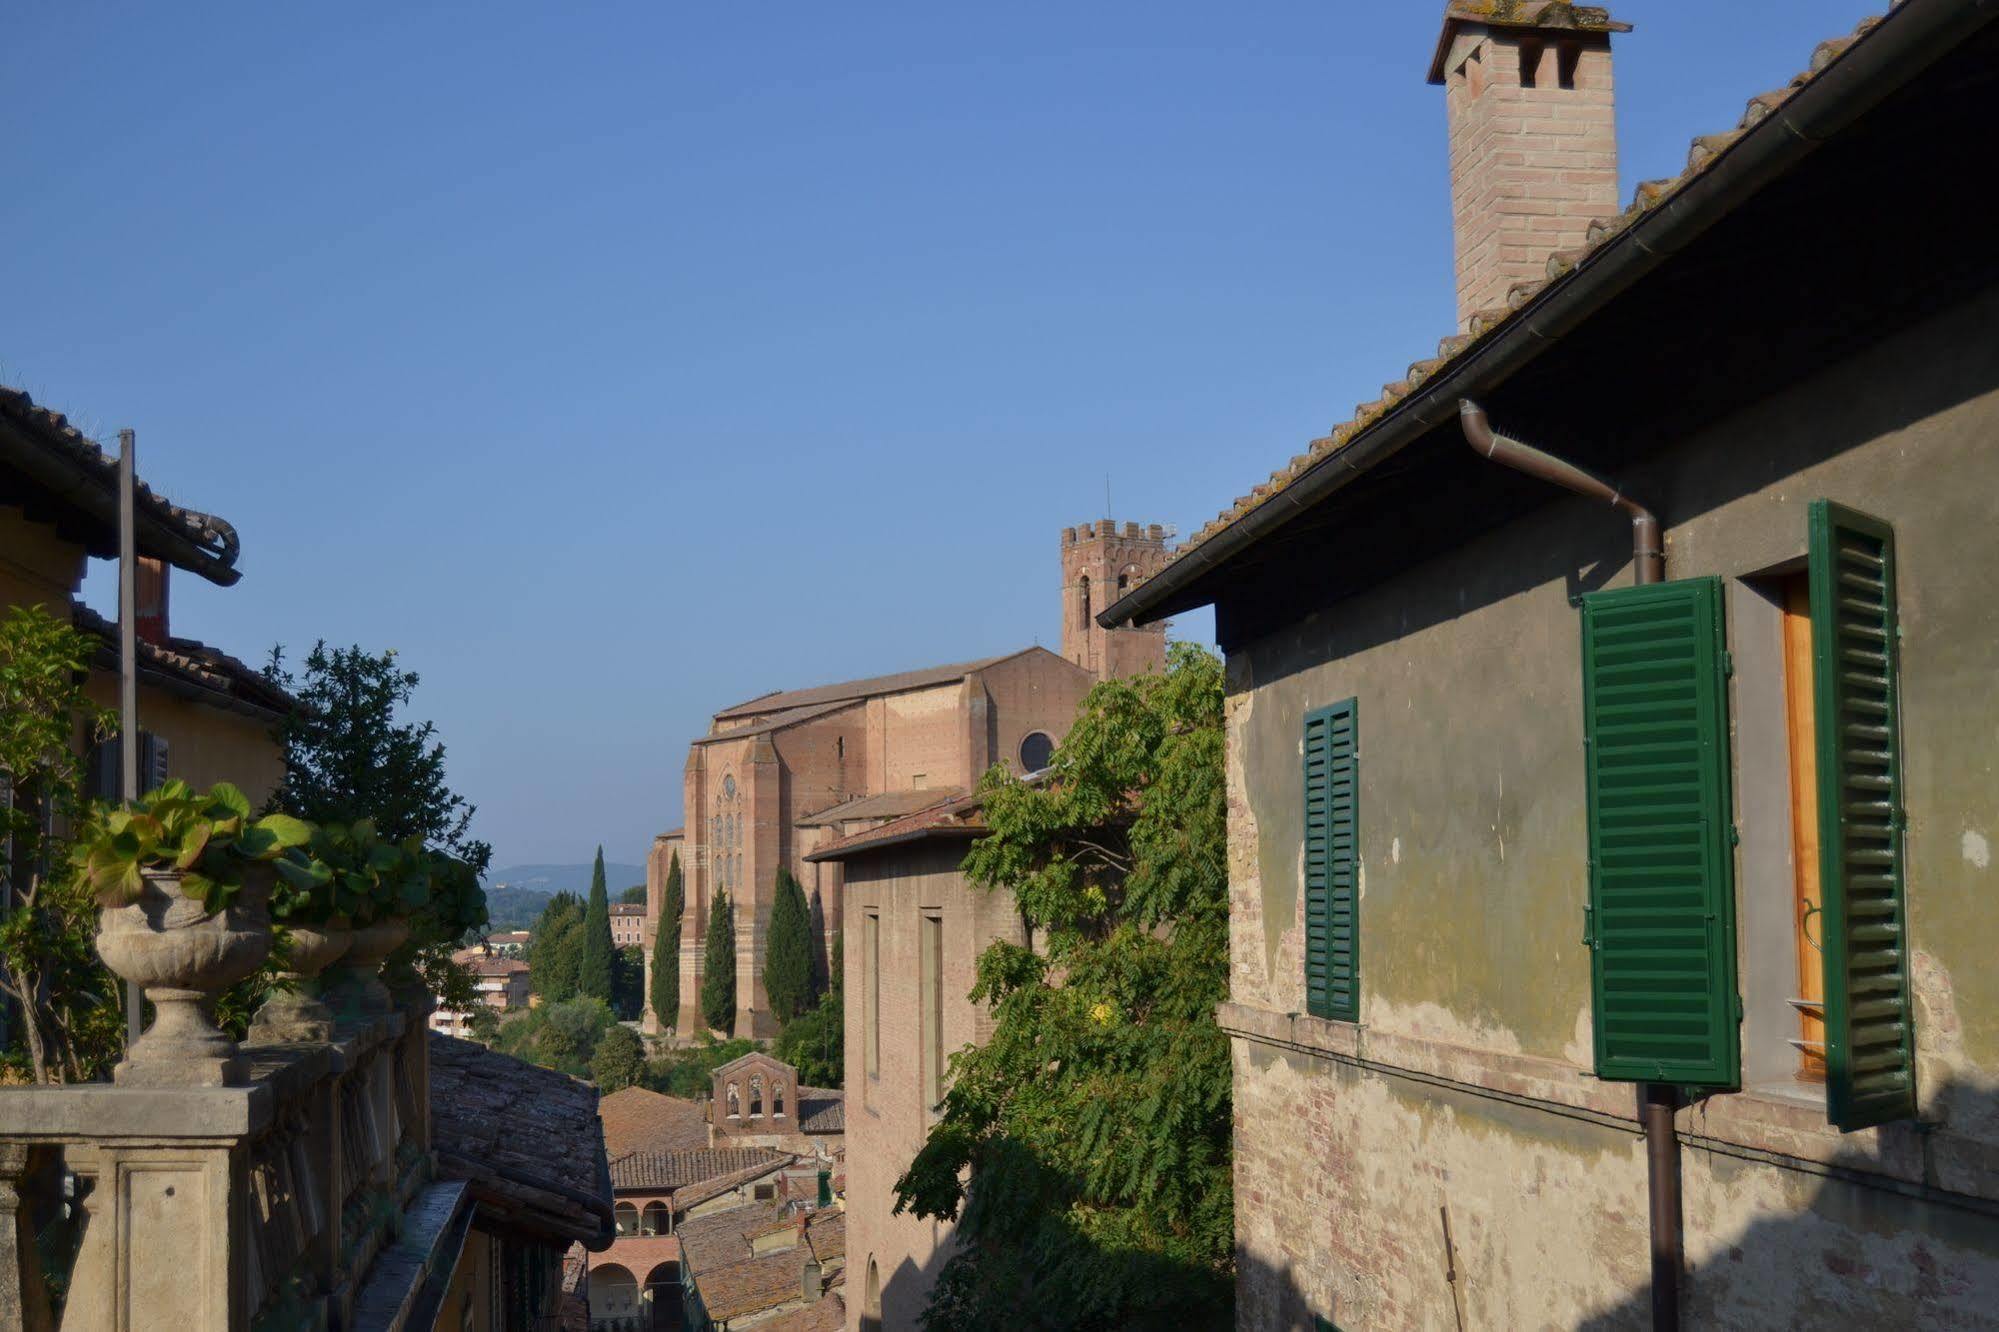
top-left (135, 556), bottom-right (170, 646)
top-left (1429, 2), bottom-right (1630, 329)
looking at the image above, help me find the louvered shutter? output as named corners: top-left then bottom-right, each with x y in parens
top-left (1809, 501), bottom-right (1915, 1130)
top-left (1303, 700), bottom-right (1358, 1022)
top-left (1581, 578), bottom-right (1740, 1087)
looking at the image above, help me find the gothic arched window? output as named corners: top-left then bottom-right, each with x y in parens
top-left (750, 1074), bottom-right (765, 1118)
top-left (727, 1083), bottom-right (740, 1119)
top-left (1079, 575), bottom-right (1092, 627)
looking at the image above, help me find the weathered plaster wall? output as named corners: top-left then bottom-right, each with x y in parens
top-left (0, 507), bottom-right (85, 610)
top-left (79, 674), bottom-right (284, 807)
top-left (1227, 284), bottom-right (1999, 1327)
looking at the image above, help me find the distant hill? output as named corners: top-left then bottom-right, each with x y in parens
top-left (484, 862), bottom-right (645, 932)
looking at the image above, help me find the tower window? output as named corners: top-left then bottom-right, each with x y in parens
top-left (1079, 575), bottom-right (1092, 627)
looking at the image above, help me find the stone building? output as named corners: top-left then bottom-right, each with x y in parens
top-left (612, 901), bottom-right (648, 949)
top-left (648, 522), bottom-right (1170, 1038)
top-left (1104, 3), bottom-right (1999, 1326)
top-left (804, 789), bottom-right (1017, 1332)
top-left (430, 951), bottom-right (534, 1039)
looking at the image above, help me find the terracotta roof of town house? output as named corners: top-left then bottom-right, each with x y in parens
top-left (712, 650), bottom-right (1036, 721)
top-left (608, 1147), bottom-right (789, 1193)
top-left (679, 1203), bottom-right (846, 1324)
top-left (671, 1155), bottom-right (797, 1211)
top-left (428, 1033), bottom-right (615, 1249)
top-left (465, 956), bottom-right (530, 978)
top-left (757, 1292), bottom-right (848, 1332)
top-left (71, 602), bottom-right (296, 721)
top-left (804, 787), bottom-right (990, 862)
top-left (796, 1089), bottom-right (845, 1136)
top-left (0, 384), bottom-right (243, 585)
top-left (610, 903), bottom-right (646, 916)
top-left (1103, 1), bottom-right (1918, 629)
top-left (598, 1086), bottom-right (713, 1157)
top-left (796, 788), bottom-right (966, 829)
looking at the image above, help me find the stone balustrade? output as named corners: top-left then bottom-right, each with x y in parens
top-left (0, 1004), bottom-right (432, 1331)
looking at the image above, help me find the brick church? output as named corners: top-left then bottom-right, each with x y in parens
top-left (644, 520), bottom-right (1171, 1038)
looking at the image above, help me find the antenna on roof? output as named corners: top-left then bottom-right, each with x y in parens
top-left (1105, 474), bottom-right (1112, 519)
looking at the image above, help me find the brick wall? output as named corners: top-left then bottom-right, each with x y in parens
top-left (1441, 25), bottom-right (1618, 328)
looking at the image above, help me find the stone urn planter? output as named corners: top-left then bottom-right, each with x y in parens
top-left (247, 915), bottom-right (354, 1044)
top-left (95, 866), bottom-right (272, 1087)
top-left (325, 915), bottom-right (411, 1023)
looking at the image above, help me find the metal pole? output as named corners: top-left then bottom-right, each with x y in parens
top-left (118, 429), bottom-right (141, 1050)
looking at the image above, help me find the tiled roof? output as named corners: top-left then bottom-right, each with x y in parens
top-left (71, 602), bottom-right (295, 720)
top-left (597, 1086), bottom-right (712, 1157)
top-left (692, 699), bottom-right (859, 746)
top-left (464, 956), bottom-right (529, 978)
top-left (428, 1033), bottom-right (614, 1248)
top-left (0, 384), bottom-right (242, 585)
top-left (804, 788), bottom-right (989, 862)
top-left (758, 1292), bottom-right (847, 1332)
top-left (1123, 3), bottom-right (1906, 606)
top-left (797, 1089), bottom-right (844, 1136)
top-left (672, 1155), bottom-right (796, 1211)
top-left (713, 651), bottom-right (1028, 721)
top-left (796, 788), bottom-right (966, 829)
top-left (680, 1203), bottom-right (846, 1324)
top-left (610, 903), bottom-right (646, 917)
top-left (609, 1147), bottom-right (788, 1192)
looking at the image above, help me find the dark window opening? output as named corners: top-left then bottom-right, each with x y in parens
top-left (1019, 732), bottom-right (1054, 773)
top-left (1518, 40), bottom-right (1542, 88)
top-left (1558, 43), bottom-right (1581, 90)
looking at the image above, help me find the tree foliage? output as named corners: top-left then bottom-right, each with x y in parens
top-left (579, 847), bottom-right (614, 1001)
top-left (773, 991), bottom-right (843, 1088)
top-left (619, 884), bottom-right (648, 905)
top-left (530, 892), bottom-right (585, 1001)
top-left (701, 889), bottom-right (736, 1033)
top-left (491, 995), bottom-right (614, 1078)
top-left (764, 867), bottom-right (814, 1024)
top-left (612, 945), bottom-right (645, 1021)
top-left (591, 1022), bottom-right (647, 1093)
top-left (263, 641), bottom-right (491, 1010)
top-left (651, 852), bottom-right (683, 1030)
top-left (644, 1034), bottom-right (757, 1099)
top-left (893, 643), bottom-right (1232, 1330)
top-left (0, 607), bottom-right (122, 1084)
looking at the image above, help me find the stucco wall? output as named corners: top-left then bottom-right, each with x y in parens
top-left (0, 507), bottom-right (85, 611)
top-left (1225, 285), bottom-right (1999, 1327)
top-left (842, 838), bottom-right (1026, 1332)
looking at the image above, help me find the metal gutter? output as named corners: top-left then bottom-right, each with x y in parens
top-left (1100, 0), bottom-right (1998, 631)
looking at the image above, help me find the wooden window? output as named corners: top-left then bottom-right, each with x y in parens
top-left (1806, 501), bottom-right (1915, 1130)
top-left (1303, 700), bottom-right (1358, 1022)
top-left (1779, 574), bottom-right (1827, 1080)
top-left (1580, 578), bottom-right (1740, 1088)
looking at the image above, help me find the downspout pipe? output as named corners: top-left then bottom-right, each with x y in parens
top-left (1457, 400), bottom-right (1662, 586)
top-left (1458, 397), bottom-right (1681, 1329)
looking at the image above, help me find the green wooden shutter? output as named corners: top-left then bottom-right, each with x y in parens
top-left (1303, 700), bottom-right (1358, 1022)
top-left (1581, 578), bottom-right (1739, 1087)
top-left (1809, 501), bottom-right (1916, 1130)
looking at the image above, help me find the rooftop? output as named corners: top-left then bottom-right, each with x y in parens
top-left (0, 384), bottom-right (242, 585)
top-left (608, 1147), bottom-right (788, 1193)
top-left (805, 787), bottom-right (989, 862)
top-left (598, 1085), bottom-right (712, 1157)
top-left (429, 1032), bottom-right (615, 1248)
top-left (796, 787), bottom-right (966, 829)
top-left (712, 649), bottom-right (1034, 722)
top-left (71, 601), bottom-right (296, 721)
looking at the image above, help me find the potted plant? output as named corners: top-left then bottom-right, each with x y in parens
top-left (311, 822), bottom-right (428, 1020)
top-left (245, 844), bottom-right (352, 1043)
top-left (383, 850), bottom-right (489, 1015)
top-left (75, 780), bottom-right (311, 1086)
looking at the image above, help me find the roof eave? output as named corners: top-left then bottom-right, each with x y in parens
top-left (1103, 0), bottom-right (1981, 632)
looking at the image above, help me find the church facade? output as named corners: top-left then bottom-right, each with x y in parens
top-left (646, 521), bottom-right (1170, 1038)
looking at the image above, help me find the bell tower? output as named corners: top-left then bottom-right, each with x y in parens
top-left (1061, 520), bottom-right (1171, 680)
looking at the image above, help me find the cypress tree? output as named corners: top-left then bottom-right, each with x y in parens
top-left (700, 889), bottom-right (737, 1033)
top-left (579, 846), bottom-right (615, 1001)
top-left (764, 868), bottom-right (815, 1024)
top-left (530, 892), bottom-right (585, 1001)
top-left (650, 852), bottom-right (684, 1030)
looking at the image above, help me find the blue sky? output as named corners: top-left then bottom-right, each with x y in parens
top-left (2, 1), bottom-right (1875, 871)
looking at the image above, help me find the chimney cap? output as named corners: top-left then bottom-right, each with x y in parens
top-left (1428, 2), bottom-right (1631, 84)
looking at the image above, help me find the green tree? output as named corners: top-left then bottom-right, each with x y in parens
top-left (701, 889), bottom-right (736, 1033)
top-left (493, 995), bottom-right (613, 1078)
top-left (464, 1006), bottom-right (502, 1044)
top-left (0, 606), bottom-right (122, 1084)
top-left (591, 1023), bottom-right (647, 1093)
top-left (773, 992), bottom-right (843, 1088)
top-left (262, 641), bottom-right (492, 1010)
top-left (893, 644), bottom-right (1232, 1331)
top-left (644, 1034), bottom-right (758, 1098)
top-left (764, 867), bottom-right (814, 1024)
top-left (650, 852), bottom-right (684, 1030)
top-left (530, 892), bottom-right (585, 1001)
top-left (579, 847), bottom-right (614, 1001)
top-left (612, 945), bottom-right (645, 1021)
top-left (619, 884), bottom-right (648, 905)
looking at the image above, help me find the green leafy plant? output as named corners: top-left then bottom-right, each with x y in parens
top-left (72, 780), bottom-right (312, 914)
top-left (291, 820), bottom-right (426, 926)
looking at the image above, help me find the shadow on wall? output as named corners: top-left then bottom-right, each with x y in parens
top-left (863, 1242), bottom-right (949, 1331)
top-left (1233, 1244), bottom-right (1322, 1332)
top-left (1577, 1075), bottom-right (1999, 1330)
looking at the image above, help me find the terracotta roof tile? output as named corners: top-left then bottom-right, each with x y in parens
top-left (597, 1086), bottom-right (712, 1157)
top-left (609, 1147), bottom-right (788, 1192)
top-left (1145, 6), bottom-right (1900, 579)
top-left (428, 1033), bottom-right (614, 1248)
top-left (71, 602), bottom-right (295, 719)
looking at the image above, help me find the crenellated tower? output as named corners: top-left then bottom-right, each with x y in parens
top-left (1060, 520), bottom-right (1171, 680)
